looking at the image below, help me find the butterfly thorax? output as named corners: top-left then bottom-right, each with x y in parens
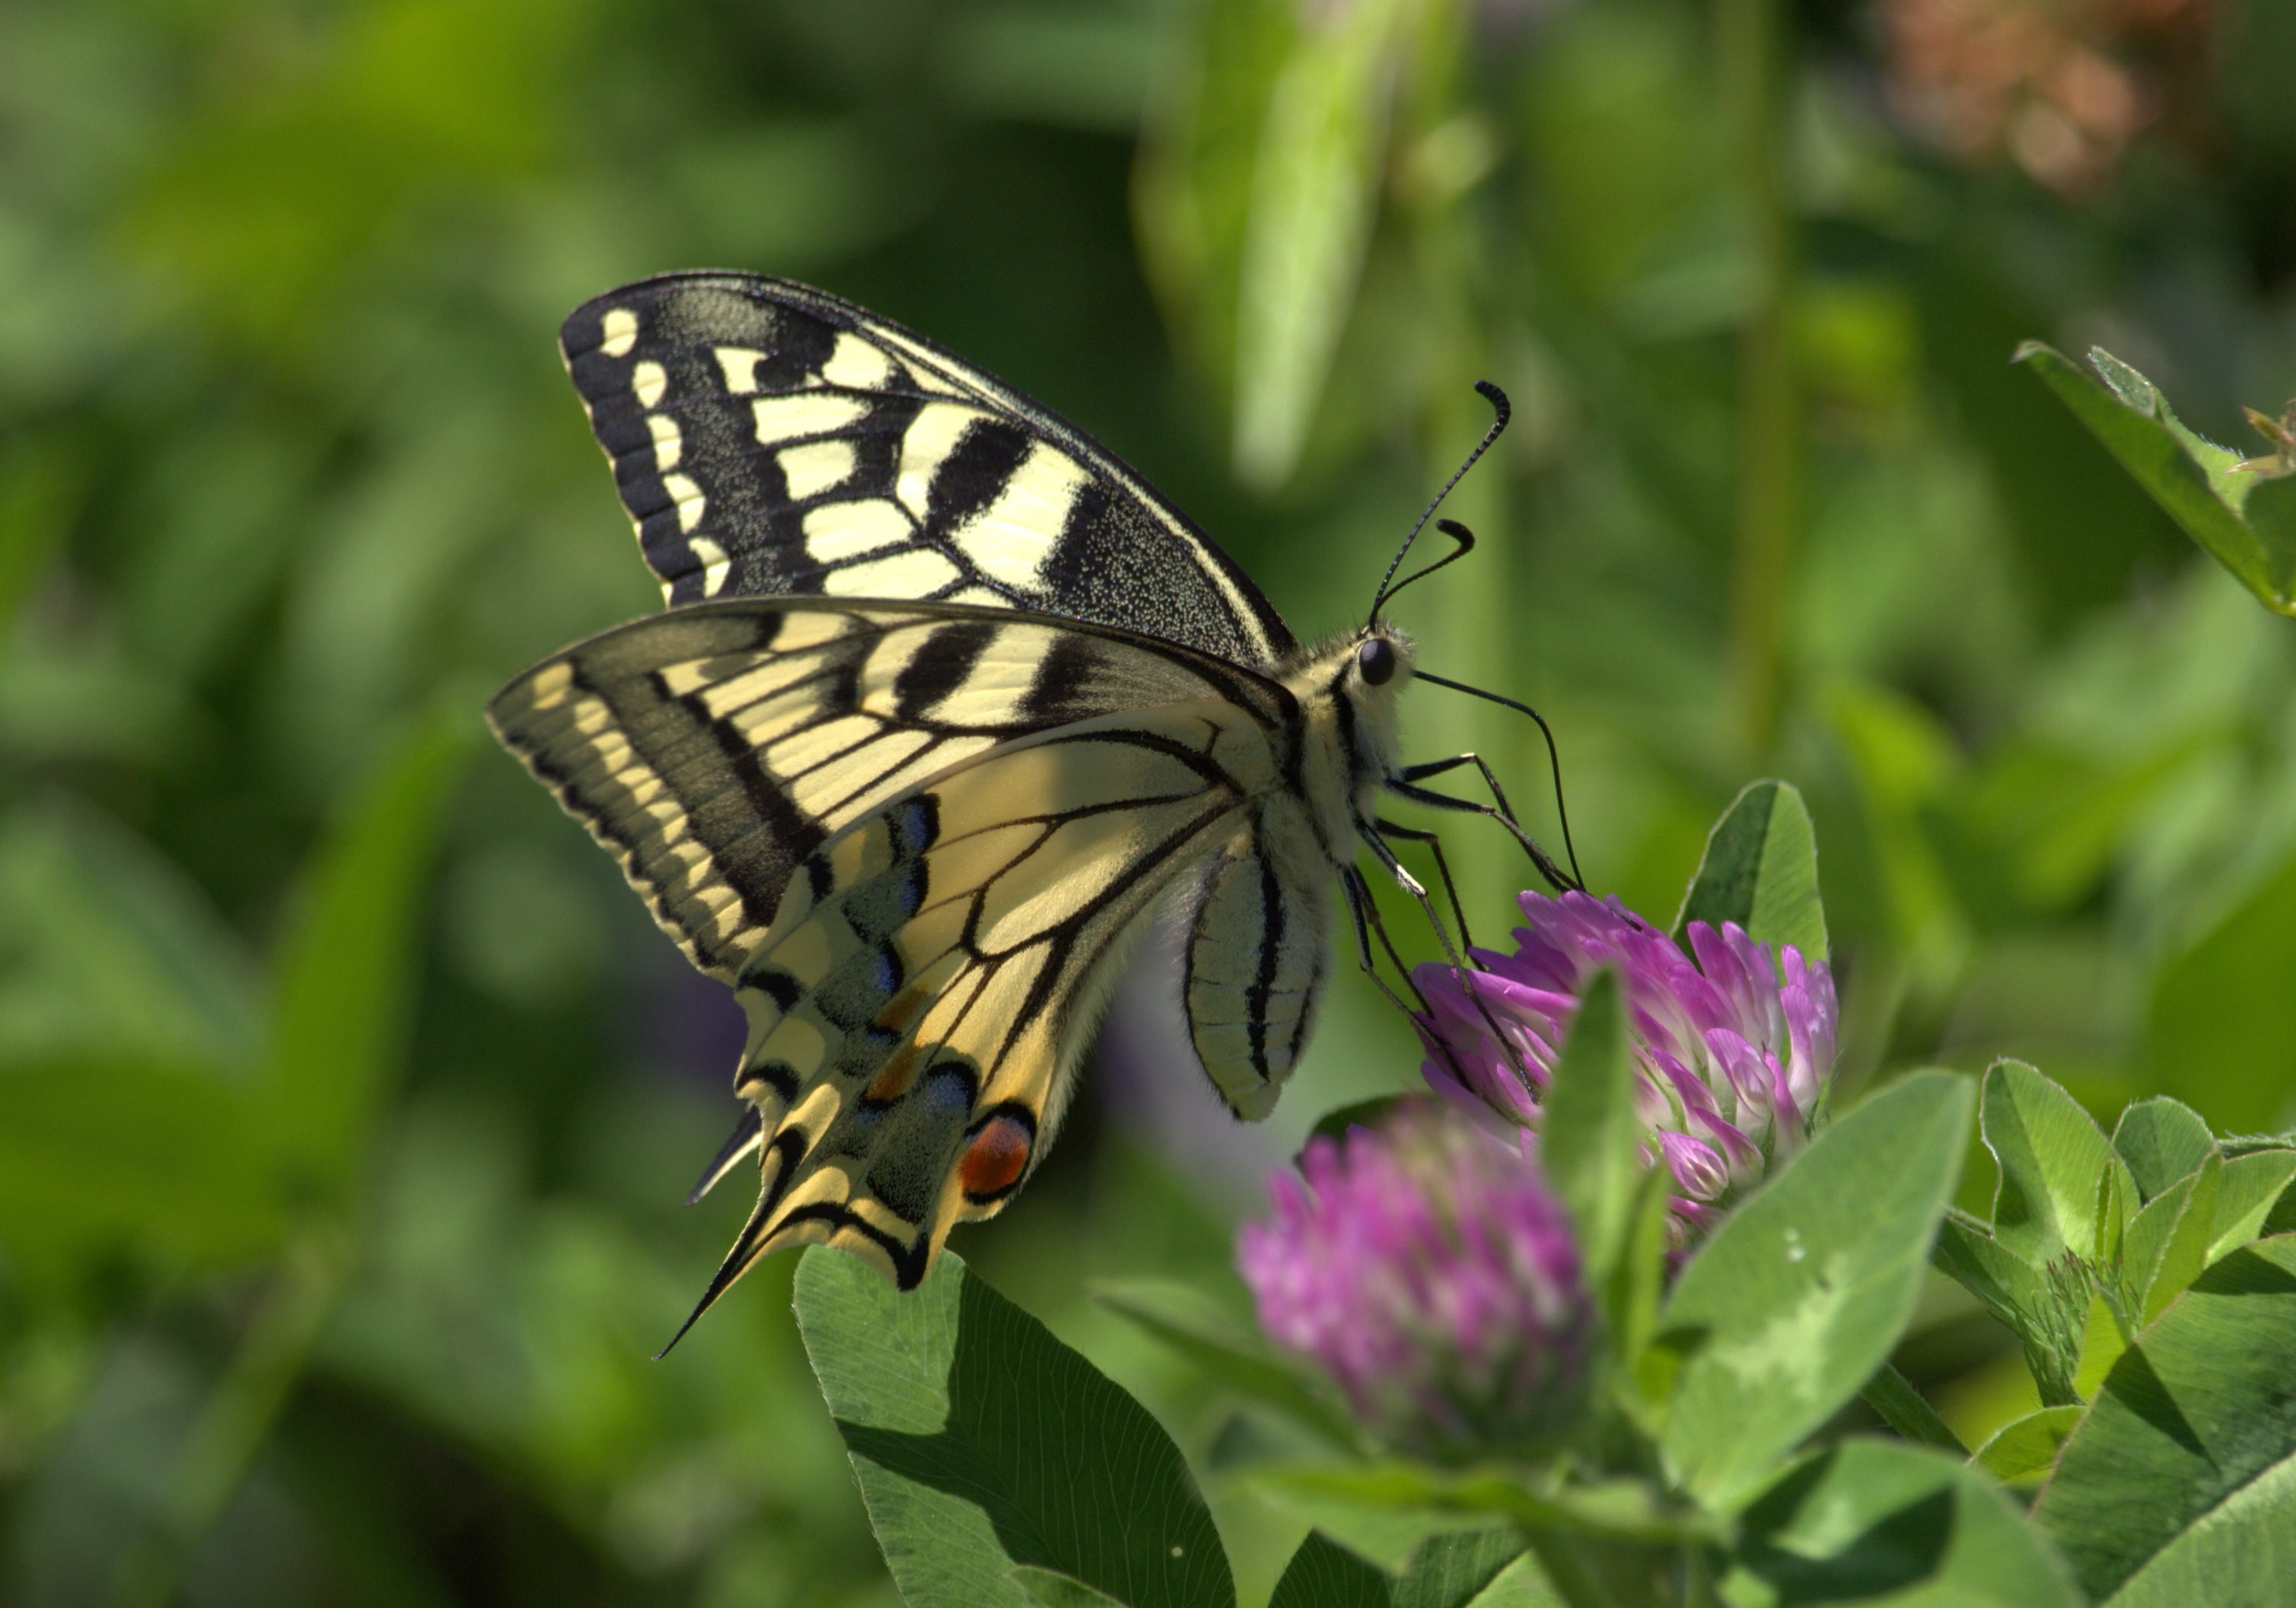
top-left (1268, 625), bottom-right (1415, 877)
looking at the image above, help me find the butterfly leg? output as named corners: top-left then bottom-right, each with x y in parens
top-left (1387, 760), bottom-right (1582, 893)
top-left (1339, 865), bottom-right (1431, 1017)
top-left (1359, 812), bottom-right (1546, 1095)
top-left (1339, 863), bottom-right (1495, 1100)
top-left (1371, 817), bottom-right (1476, 951)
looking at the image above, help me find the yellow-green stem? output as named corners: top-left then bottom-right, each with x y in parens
top-left (1719, 0), bottom-right (1798, 759)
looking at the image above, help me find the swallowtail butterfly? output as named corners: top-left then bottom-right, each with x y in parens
top-left (489, 274), bottom-right (1574, 1342)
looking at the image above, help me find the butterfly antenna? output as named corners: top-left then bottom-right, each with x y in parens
top-left (1369, 380), bottom-right (1511, 625)
top-left (1412, 670), bottom-right (1587, 892)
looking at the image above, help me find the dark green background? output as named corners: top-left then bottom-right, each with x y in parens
top-left (4, 1), bottom-right (2294, 1603)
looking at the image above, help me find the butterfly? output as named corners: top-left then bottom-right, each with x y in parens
top-left (487, 273), bottom-right (1577, 1341)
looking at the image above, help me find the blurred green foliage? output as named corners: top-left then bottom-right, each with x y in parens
top-left (4, 0), bottom-right (2295, 1603)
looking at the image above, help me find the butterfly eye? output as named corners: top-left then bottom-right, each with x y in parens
top-left (1358, 636), bottom-right (1396, 686)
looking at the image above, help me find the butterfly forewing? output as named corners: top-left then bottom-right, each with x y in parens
top-left (561, 273), bottom-right (1295, 666)
top-left (486, 598), bottom-right (1283, 982)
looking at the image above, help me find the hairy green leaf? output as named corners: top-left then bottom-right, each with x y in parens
top-left (1724, 1439), bottom-right (2081, 1605)
top-left (1660, 1072), bottom-right (1972, 1507)
top-left (1672, 779), bottom-right (1828, 963)
top-left (2034, 1235), bottom-right (2296, 1603)
top-left (2017, 342), bottom-right (2296, 615)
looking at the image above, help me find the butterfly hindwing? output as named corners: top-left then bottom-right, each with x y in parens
top-left (559, 273), bottom-right (1295, 666)
top-left (1182, 823), bottom-right (1333, 1120)
top-left (686, 705), bottom-right (1272, 1304)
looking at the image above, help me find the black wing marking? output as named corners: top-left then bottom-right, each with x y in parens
top-left (559, 272), bottom-right (1296, 667)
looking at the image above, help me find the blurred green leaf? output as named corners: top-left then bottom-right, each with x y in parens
top-left (941, 6), bottom-right (1158, 132)
top-left (1722, 1440), bottom-right (2081, 1606)
top-left (1660, 1071), bottom-right (1972, 1508)
top-left (1971, 1405), bottom-right (2083, 1485)
top-left (795, 1248), bottom-right (1234, 1608)
top-left (1231, 0), bottom-right (1406, 488)
top-left (1540, 970), bottom-right (1640, 1299)
top-left (1608, 1164), bottom-right (1675, 1393)
top-left (0, 801), bottom-right (260, 1069)
top-left (1248, 1463), bottom-right (1720, 1567)
top-left (2017, 342), bottom-right (2296, 616)
top-left (2034, 1236), bottom-right (2296, 1605)
top-left (1135, 0), bottom-right (1295, 400)
top-left (1982, 1059), bottom-right (2130, 1266)
top-left (0, 1058), bottom-right (284, 1288)
top-left (2142, 847), bottom-right (2296, 1133)
top-left (1859, 1364), bottom-right (1963, 1454)
top-left (2111, 1098), bottom-right (2218, 1202)
top-left (1305, 1094), bottom-right (1428, 1152)
top-left (1672, 779), bottom-right (1827, 963)
top-left (0, 437), bottom-right (81, 627)
top-left (261, 710), bottom-right (470, 1207)
top-left (1090, 1278), bottom-right (1359, 1454)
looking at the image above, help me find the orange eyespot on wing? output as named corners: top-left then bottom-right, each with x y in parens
top-left (960, 1113), bottom-right (1035, 1202)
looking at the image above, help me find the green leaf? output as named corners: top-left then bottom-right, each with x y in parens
top-left (2122, 1152), bottom-right (2220, 1324)
top-left (1672, 779), bottom-right (1828, 963)
top-left (1972, 1406), bottom-right (2084, 1485)
top-left (1660, 1071), bottom-right (1973, 1508)
top-left (1608, 1163), bottom-right (1676, 1386)
top-left (2016, 341), bottom-right (2296, 616)
top-left (1230, 0), bottom-right (1406, 487)
top-left (795, 1248), bottom-right (1234, 1608)
top-left (2033, 1235), bottom-right (2296, 1603)
top-left (1982, 1059), bottom-right (2130, 1265)
top-left (1931, 1214), bottom-right (2085, 1405)
top-left (2142, 848), bottom-right (2296, 1133)
top-left (1012, 1567), bottom-right (1133, 1608)
top-left (1860, 1364), bottom-right (1963, 1453)
top-left (1722, 1439), bottom-right (2082, 1606)
top-left (1268, 1529), bottom-right (1545, 1608)
top-left (2208, 1151), bottom-right (2296, 1261)
top-left (1387, 1532), bottom-right (1550, 1608)
top-left (262, 710), bottom-right (470, 1206)
top-left (1539, 970), bottom-right (1640, 1294)
top-left (1090, 1278), bottom-right (1359, 1453)
top-left (1270, 1533), bottom-right (1389, 1608)
top-left (2111, 1098), bottom-right (2218, 1202)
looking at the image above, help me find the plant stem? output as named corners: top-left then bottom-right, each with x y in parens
top-left (1719, 0), bottom-right (1798, 759)
top-left (109, 1230), bottom-right (348, 1608)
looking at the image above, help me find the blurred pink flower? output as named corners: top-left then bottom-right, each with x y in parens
top-left (1238, 1106), bottom-right (1591, 1461)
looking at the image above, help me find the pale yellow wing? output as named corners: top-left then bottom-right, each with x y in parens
top-left (686, 708), bottom-right (1263, 1308)
top-left (487, 597), bottom-right (1295, 1314)
top-left (486, 598), bottom-right (1288, 982)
